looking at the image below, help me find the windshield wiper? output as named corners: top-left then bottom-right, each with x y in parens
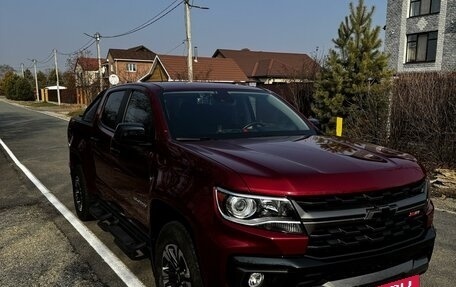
top-left (175, 137), bottom-right (213, 141)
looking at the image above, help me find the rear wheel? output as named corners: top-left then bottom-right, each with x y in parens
top-left (71, 165), bottom-right (94, 221)
top-left (154, 221), bottom-right (203, 287)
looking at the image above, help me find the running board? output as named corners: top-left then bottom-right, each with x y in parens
top-left (89, 201), bottom-right (149, 260)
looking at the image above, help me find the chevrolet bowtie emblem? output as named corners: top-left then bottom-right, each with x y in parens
top-left (365, 204), bottom-right (398, 220)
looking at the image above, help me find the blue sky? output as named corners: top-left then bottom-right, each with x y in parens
top-left (0, 0), bottom-right (387, 72)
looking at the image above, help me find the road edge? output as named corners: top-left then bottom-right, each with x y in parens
top-left (0, 138), bottom-right (145, 287)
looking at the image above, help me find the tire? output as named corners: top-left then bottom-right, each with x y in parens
top-left (154, 221), bottom-right (203, 287)
top-left (71, 165), bottom-right (94, 221)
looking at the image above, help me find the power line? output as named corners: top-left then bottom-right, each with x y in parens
top-left (22, 0), bottom-right (200, 74)
top-left (58, 39), bottom-right (96, 56)
top-left (11, 64), bottom-right (32, 71)
top-left (36, 64), bottom-right (53, 69)
top-left (163, 40), bottom-right (186, 55)
top-left (37, 51), bottom-right (54, 64)
top-left (187, 0), bottom-right (209, 10)
top-left (98, 0), bottom-right (183, 39)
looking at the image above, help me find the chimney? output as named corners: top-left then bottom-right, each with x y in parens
top-left (194, 46), bottom-right (198, 63)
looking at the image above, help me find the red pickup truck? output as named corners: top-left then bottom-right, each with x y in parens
top-left (68, 82), bottom-right (435, 287)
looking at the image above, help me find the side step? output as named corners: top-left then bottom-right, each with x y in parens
top-left (99, 221), bottom-right (148, 260)
top-left (89, 204), bottom-right (112, 221)
top-left (89, 202), bottom-right (148, 260)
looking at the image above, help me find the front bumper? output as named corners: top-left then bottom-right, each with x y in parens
top-left (229, 227), bottom-right (435, 287)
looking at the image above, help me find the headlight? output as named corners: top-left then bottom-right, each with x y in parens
top-left (226, 196), bottom-right (257, 219)
top-left (423, 179), bottom-right (434, 227)
top-left (423, 178), bottom-right (430, 197)
top-left (215, 187), bottom-right (304, 234)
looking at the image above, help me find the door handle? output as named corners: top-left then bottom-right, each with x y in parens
top-left (110, 146), bottom-right (121, 155)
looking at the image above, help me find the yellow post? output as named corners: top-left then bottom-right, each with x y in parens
top-left (336, 117), bottom-right (343, 137)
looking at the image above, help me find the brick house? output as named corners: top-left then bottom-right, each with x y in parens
top-left (213, 48), bottom-right (320, 116)
top-left (385, 0), bottom-right (456, 72)
top-left (140, 55), bottom-right (248, 83)
top-left (74, 57), bottom-right (100, 105)
top-left (105, 45), bottom-right (156, 84)
top-left (213, 49), bottom-right (319, 84)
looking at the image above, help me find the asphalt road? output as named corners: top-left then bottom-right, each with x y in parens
top-left (0, 101), bottom-right (153, 287)
top-left (0, 150), bottom-right (106, 287)
top-left (0, 99), bottom-right (455, 287)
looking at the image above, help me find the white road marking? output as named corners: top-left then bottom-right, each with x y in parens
top-left (0, 138), bottom-right (146, 287)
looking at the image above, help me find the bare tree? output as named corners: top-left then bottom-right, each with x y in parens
top-left (389, 72), bottom-right (456, 168)
top-left (270, 50), bottom-right (323, 117)
top-left (67, 51), bottom-right (99, 104)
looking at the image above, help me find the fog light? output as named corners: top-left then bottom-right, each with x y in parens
top-left (248, 272), bottom-right (265, 287)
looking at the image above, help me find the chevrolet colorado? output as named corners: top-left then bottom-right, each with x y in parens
top-left (68, 82), bottom-right (435, 287)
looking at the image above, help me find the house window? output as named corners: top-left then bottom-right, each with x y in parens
top-left (127, 63), bottom-right (137, 72)
top-left (406, 31), bottom-right (438, 63)
top-left (410, 0), bottom-right (440, 17)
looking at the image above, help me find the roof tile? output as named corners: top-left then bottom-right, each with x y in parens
top-left (156, 55), bottom-right (249, 82)
top-left (76, 57), bottom-right (99, 71)
top-left (213, 49), bottom-right (320, 78)
top-left (108, 46), bottom-right (156, 61)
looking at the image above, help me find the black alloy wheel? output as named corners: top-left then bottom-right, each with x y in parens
top-left (154, 222), bottom-right (203, 287)
top-left (71, 165), bottom-right (93, 221)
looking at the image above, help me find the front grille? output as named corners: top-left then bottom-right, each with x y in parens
top-left (295, 180), bottom-right (428, 259)
top-left (296, 180), bottom-right (425, 211)
top-left (305, 211), bottom-right (426, 258)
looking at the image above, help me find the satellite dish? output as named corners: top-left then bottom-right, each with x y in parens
top-left (109, 74), bottom-right (120, 86)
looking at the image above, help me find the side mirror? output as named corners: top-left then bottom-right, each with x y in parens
top-left (308, 118), bottom-right (322, 131)
top-left (113, 123), bottom-right (148, 144)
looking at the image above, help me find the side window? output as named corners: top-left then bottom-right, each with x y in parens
top-left (82, 95), bottom-right (102, 122)
top-left (101, 91), bottom-right (125, 130)
top-left (124, 91), bottom-right (153, 135)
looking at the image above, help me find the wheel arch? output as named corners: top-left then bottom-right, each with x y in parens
top-left (69, 150), bottom-right (82, 173)
top-left (149, 199), bottom-right (196, 255)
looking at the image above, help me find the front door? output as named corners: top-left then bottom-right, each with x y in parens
top-left (108, 89), bottom-right (156, 228)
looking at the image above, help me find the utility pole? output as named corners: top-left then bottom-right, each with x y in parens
top-left (32, 59), bottom-right (39, 102)
top-left (54, 49), bottom-right (61, 105)
top-left (95, 32), bottom-right (103, 91)
top-left (21, 63), bottom-right (25, 77)
top-left (184, 0), bottom-right (193, 82)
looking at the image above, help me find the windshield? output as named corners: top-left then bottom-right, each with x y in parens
top-left (161, 90), bottom-right (313, 140)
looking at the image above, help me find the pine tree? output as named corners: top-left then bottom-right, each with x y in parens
top-left (313, 0), bottom-right (392, 143)
top-left (14, 77), bottom-right (34, 101)
top-left (2, 71), bottom-right (20, 99)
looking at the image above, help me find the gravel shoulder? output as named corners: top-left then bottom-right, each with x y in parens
top-left (432, 194), bottom-right (456, 213)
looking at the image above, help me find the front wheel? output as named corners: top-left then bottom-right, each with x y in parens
top-left (154, 221), bottom-right (203, 287)
top-left (71, 165), bottom-right (94, 221)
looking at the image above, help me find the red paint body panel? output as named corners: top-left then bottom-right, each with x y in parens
top-left (181, 136), bottom-right (424, 196)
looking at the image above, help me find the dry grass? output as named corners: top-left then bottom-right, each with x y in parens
top-left (67, 108), bottom-right (86, 118)
top-left (23, 101), bottom-right (58, 108)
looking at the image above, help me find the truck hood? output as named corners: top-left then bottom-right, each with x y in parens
top-left (181, 136), bottom-right (424, 196)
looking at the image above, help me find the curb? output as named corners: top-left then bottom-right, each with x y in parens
top-left (0, 98), bottom-right (72, 121)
